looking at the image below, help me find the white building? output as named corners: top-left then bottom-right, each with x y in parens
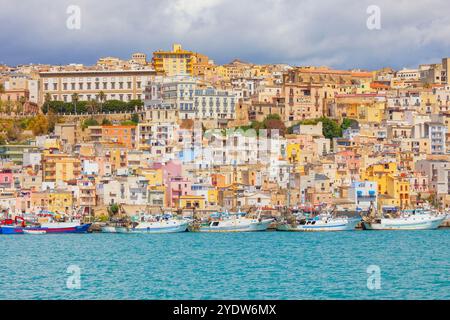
top-left (348, 181), bottom-right (378, 211)
top-left (143, 76), bottom-right (237, 120)
top-left (39, 69), bottom-right (155, 103)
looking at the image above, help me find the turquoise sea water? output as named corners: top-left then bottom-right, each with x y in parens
top-left (0, 230), bottom-right (449, 300)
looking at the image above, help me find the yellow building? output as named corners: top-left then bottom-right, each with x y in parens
top-left (286, 143), bottom-right (301, 163)
top-left (43, 138), bottom-right (61, 151)
top-left (42, 153), bottom-right (81, 183)
top-left (152, 44), bottom-right (195, 76)
top-left (179, 195), bottom-right (205, 209)
top-left (48, 191), bottom-right (73, 214)
top-left (420, 90), bottom-right (437, 113)
top-left (141, 168), bottom-right (164, 186)
top-left (357, 102), bottom-right (385, 123)
top-left (207, 189), bottom-right (219, 206)
top-left (362, 162), bottom-right (410, 209)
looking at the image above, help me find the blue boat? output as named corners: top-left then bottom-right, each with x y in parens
top-left (0, 222), bottom-right (91, 235)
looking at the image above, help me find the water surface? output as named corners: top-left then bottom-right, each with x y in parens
top-left (0, 230), bottom-right (448, 299)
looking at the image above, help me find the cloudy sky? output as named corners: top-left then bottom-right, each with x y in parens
top-left (1, 0), bottom-right (450, 70)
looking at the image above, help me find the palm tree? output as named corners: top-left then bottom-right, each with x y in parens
top-left (97, 91), bottom-right (106, 113)
top-left (5, 100), bottom-right (13, 115)
top-left (43, 93), bottom-right (52, 114)
top-left (18, 96), bottom-right (26, 116)
top-left (44, 93), bottom-right (51, 103)
top-left (71, 93), bottom-right (79, 114)
top-left (0, 83), bottom-right (4, 115)
top-left (87, 99), bottom-right (98, 114)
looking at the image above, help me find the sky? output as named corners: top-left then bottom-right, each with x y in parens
top-left (1, 0), bottom-right (450, 70)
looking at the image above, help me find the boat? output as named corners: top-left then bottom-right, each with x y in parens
top-left (277, 210), bottom-right (361, 232)
top-left (0, 216), bottom-right (91, 235)
top-left (128, 213), bottom-right (189, 234)
top-left (362, 207), bottom-right (446, 230)
top-left (101, 226), bottom-right (118, 233)
top-left (191, 209), bottom-right (273, 233)
top-left (23, 230), bottom-right (47, 235)
top-left (101, 217), bottom-right (132, 233)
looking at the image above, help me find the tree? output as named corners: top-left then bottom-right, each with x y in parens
top-left (97, 91), bottom-right (106, 113)
top-left (4, 101), bottom-right (13, 115)
top-left (264, 118), bottom-right (286, 137)
top-left (86, 99), bottom-right (99, 114)
top-left (131, 113), bottom-right (140, 124)
top-left (17, 97), bottom-right (26, 115)
top-left (341, 118), bottom-right (358, 132)
top-left (109, 204), bottom-right (119, 216)
top-left (71, 93), bottom-right (79, 114)
top-left (44, 93), bottom-right (52, 103)
top-left (296, 117), bottom-right (343, 139)
top-left (28, 114), bottom-right (49, 135)
top-left (101, 118), bottom-right (112, 125)
top-left (82, 118), bottom-right (99, 130)
top-left (6, 122), bottom-right (21, 141)
top-left (47, 111), bottom-right (59, 133)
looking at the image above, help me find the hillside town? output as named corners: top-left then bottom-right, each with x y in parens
top-left (1, 43), bottom-right (450, 220)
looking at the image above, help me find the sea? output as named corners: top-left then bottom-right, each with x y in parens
top-left (0, 230), bottom-right (448, 300)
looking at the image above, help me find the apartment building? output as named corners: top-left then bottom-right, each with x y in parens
top-left (143, 77), bottom-right (237, 120)
top-left (88, 125), bottom-right (137, 149)
top-left (39, 69), bottom-right (155, 103)
top-left (42, 153), bottom-right (81, 183)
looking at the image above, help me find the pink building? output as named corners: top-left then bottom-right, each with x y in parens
top-left (162, 160), bottom-right (182, 182)
top-left (166, 177), bottom-right (192, 208)
top-left (0, 170), bottom-right (14, 189)
top-left (335, 150), bottom-right (361, 181)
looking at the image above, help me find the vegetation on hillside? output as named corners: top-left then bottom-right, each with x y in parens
top-left (287, 117), bottom-right (358, 139)
top-left (42, 98), bottom-right (143, 115)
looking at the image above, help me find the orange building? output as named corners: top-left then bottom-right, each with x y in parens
top-left (211, 173), bottom-right (227, 188)
top-left (90, 125), bottom-right (137, 149)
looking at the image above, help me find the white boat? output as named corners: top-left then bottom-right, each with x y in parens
top-left (193, 210), bottom-right (273, 233)
top-left (277, 212), bottom-right (361, 232)
top-left (101, 226), bottom-right (118, 233)
top-left (129, 214), bottom-right (189, 234)
top-left (23, 229), bottom-right (47, 235)
top-left (363, 209), bottom-right (446, 230)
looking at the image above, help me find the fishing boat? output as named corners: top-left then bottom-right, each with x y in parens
top-left (277, 210), bottom-right (361, 232)
top-left (127, 213), bottom-right (189, 234)
top-left (191, 209), bottom-right (273, 233)
top-left (362, 207), bottom-right (446, 230)
top-left (101, 226), bottom-right (118, 233)
top-left (101, 217), bottom-right (131, 233)
top-left (0, 216), bottom-right (91, 235)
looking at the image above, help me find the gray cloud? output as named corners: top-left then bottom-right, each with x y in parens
top-left (1, 0), bottom-right (450, 70)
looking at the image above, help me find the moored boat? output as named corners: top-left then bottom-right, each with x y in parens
top-left (277, 211), bottom-right (361, 232)
top-left (363, 208), bottom-right (446, 230)
top-left (0, 217), bottom-right (91, 235)
top-left (128, 213), bottom-right (189, 234)
top-left (191, 210), bottom-right (273, 233)
top-left (101, 226), bottom-right (118, 233)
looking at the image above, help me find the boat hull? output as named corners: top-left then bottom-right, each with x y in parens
top-left (101, 226), bottom-right (118, 233)
top-left (195, 219), bottom-right (273, 233)
top-left (363, 216), bottom-right (445, 230)
top-left (0, 223), bottom-right (91, 234)
top-left (129, 221), bottom-right (189, 234)
top-left (0, 226), bottom-right (26, 234)
top-left (277, 218), bottom-right (360, 232)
